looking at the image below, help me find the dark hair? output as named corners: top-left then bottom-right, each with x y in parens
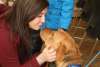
top-left (6, 0), bottom-right (48, 64)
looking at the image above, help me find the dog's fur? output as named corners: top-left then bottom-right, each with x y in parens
top-left (40, 29), bottom-right (82, 67)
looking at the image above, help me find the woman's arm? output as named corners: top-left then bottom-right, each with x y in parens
top-left (36, 46), bottom-right (56, 65)
top-left (0, 22), bottom-right (56, 67)
top-left (0, 23), bottom-right (40, 67)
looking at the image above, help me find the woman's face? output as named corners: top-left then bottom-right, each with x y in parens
top-left (29, 9), bottom-right (46, 30)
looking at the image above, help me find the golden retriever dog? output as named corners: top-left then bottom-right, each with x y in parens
top-left (40, 29), bottom-right (82, 67)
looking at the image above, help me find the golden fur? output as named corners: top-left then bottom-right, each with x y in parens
top-left (40, 29), bottom-right (82, 67)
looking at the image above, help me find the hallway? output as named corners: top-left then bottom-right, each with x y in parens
top-left (68, 15), bottom-right (100, 67)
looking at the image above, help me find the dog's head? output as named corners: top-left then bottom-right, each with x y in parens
top-left (40, 29), bottom-right (82, 66)
top-left (40, 29), bottom-right (66, 49)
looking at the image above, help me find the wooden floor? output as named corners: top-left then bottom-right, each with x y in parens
top-left (68, 17), bottom-right (100, 67)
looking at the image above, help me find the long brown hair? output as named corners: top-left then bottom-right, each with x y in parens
top-left (6, 0), bottom-right (48, 64)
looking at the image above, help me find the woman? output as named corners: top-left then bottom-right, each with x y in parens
top-left (0, 0), bottom-right (56, 67)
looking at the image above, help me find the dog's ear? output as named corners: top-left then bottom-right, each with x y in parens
top-left (60, 39), bottom-right (82, 66)
top-left (57, 30), bottom-right (81, 59)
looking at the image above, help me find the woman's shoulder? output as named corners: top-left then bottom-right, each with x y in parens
top-left (0, 4), bottom-right (10, 17)
top-left (0, 18), bottom-right (20, 48)
top-left (0, 19), bottom-right (12, 44)
top-left (0, 4), bottom-right (8, 14)
top-left (0, 18), bottom-right (9, 31)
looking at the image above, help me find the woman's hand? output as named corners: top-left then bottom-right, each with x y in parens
top-left (36, 46), bottom-right (56, 65)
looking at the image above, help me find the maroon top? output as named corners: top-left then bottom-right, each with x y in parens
top-left (0, 4), bottom-right (40, 67)
top-left (0, 4), bottom-right (7, 14)
top-left (0, 4), bottom-right (9, 18)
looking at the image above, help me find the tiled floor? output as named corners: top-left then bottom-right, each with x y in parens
top-left (68, 17), bottom-right (100, 67)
